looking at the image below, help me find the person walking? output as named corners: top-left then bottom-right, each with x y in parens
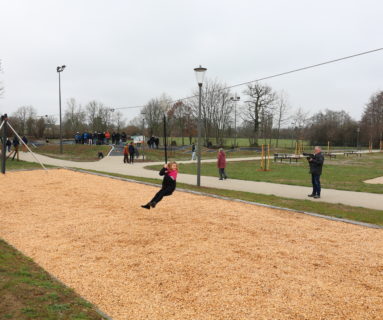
top-left (217, 148), bottom-right (227, 180)
top-left (6, 138), bottom-right (12, 152)
top-left (141, 162), bottom-right (178, 209)
top-left (21, 136), bottom-right (28, 152)
top-left (128, 142), bottom-right (135, 164)
top-left (123, 143), bottom-right (130, 163)
top-left (191, 142), bottom-right (196, 160)
top-left (307, 146), bottom-right (324, 199)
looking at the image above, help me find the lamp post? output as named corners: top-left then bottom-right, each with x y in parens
top-left (141, 111), bottom-right (146, 161)
top-left (194, 65), bottom-right (207, 186)
top-left (230, 94), bottom-right (240, 148)
top-left (356, 127), bottom-right (360, 150)
top-left (57, 65), bottom-right (66, 154)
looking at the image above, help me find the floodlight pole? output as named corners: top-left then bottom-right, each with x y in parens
top-left (57, 65), bottom-right (66, 154)
top-left (163, 114), bottom-right (168, 163)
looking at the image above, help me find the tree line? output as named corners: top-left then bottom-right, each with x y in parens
top-left (5, 78), bottom-right (383, 148)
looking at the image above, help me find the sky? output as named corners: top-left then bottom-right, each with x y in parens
top-left (0, 0), bottom-right (382, 123)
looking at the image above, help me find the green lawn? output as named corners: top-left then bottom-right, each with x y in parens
top-left (146, 152), bottom-right (383, 194)
top-left (0, 239), bottom-right (107, 320)
top-left (33, 144), bottom-right (112, 162)
top-left (0, 159), bottom-right (45, 171)
top-left (85, 169), bottom-right (383, 226)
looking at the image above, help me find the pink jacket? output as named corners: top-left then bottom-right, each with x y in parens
top-left (217, 151), bottom-right (226, 168)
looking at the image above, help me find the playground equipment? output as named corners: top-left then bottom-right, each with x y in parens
top-left (0, 114), bottom-right (47, 174)
top-left (259, 144), bottom-right (271, 171)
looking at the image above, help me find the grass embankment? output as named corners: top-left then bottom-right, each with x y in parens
top-left (86, 169), bottom-right (383, 226)
top-left (1, 159), bottom-right (44, 171)
top-left (0, 239), bottom-right (106, 320)
top-left (33, 144), bottom-right (111, 162)
top-left (146, 152), bottom-right (383, 194)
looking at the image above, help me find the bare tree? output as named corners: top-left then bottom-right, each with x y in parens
top-left (64, 98), bottom-right (86, 136)
top-left (360, 91), bottom-right (383, 147)
top-left (112, 110), bottom-right (125, 132)
top-left (291, 107), bottom-right (310, 142)
top-left (274, 92), bottom-right (290, 147)
top-left (35, 117), bottom-right (46, 138)
top-left (142, 94), bottom-right (172, 137)
top-left (11, 106), bottom-right (37, 135)
top-left (189, 79), bottom-right (233, 146)
top-left (241, 82), bottom-right (276, 146)
top-left (46, 115), bottom-right (58, 138)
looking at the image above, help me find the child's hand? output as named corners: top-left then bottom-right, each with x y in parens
top-left (163, 164), bottom-right (168, 169)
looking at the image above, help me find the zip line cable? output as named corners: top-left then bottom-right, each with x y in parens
top-left (112, 47), bottom-right (383, 110)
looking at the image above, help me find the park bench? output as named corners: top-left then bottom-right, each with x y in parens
top-left (274, 153), bottom-right (301, 163)
top-left (323, 152), bottom-right (337, 159)
top-left (344, 150), bottom-right (362, 157)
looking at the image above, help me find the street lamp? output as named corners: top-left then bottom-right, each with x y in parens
top-left (160, 103), bottom-right (169, 164)
top-left (194, 65), bottom-right (207, 186)
top-left (57, 65), bottom-right (66, 154)
top-left (141, 111), bottom-right (146, 161)
top-left (356, 127), bottom-right (360, 150)
top-left (230, 94), bottom-right (240, 148)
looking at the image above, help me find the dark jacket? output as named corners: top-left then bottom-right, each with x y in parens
top-left (159, 167), bottom-right (176, 193)
top-left (309, 152), bottom-right (324, 175)
top-left (128, 145), bottom-right (135, 154)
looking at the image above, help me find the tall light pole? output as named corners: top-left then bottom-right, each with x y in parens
top-left (194, 65), bottom-right (207, 186)
top-left (141, 111), bottom-right (146, 161)
top-left (57, 65), bottom-right (66, 154)
top-left (230, 94), bottom-right (240, 148)
top-left (356, 127), bottom-right (360, 150)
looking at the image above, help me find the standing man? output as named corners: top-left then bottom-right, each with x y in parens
top-left (191, 142), bottom-right (196, 160)
top-left (128, 142), bottom-right (135, 164)
top-left (307, 146), bottom-right (324, 199)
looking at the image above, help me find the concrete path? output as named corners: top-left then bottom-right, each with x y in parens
top-left (16, 151), bottom-right (383, 211)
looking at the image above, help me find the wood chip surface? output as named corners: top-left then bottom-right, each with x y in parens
top-left (1, 169), bottom-right (382, 319)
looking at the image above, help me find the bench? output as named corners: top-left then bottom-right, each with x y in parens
top-left (344, 151), bottom-right (362, 157)
top-left (323, 152), bottom-right (337, 159)
top-left (274, 153), bottom-right (301, 163)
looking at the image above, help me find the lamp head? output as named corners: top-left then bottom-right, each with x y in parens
top-left (194, 65), bottom-right (207, 85)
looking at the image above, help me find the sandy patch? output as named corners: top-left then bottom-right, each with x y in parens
top-left (365, 176), bottom-right (383, 184)
top-left (0, 169), bottom-right (382, 319)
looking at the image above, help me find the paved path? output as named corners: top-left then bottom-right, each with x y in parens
top-left (16, 151), bottom-right (383, 211)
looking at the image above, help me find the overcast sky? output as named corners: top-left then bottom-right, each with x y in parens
top-left (0, 0), bottom-right (382, 122)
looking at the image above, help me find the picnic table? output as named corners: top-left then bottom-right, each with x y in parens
top-left (344, 150), bottom-right (362, 157)
top-left (323, 152), bottom-right (337, 159)
top-left (273, 153), bottom-right (301, 163)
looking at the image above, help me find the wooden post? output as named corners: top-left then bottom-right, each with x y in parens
top-left (267, 144), bottom-right (270, 171)
top-left (261, 144), bottom-right (264, 170)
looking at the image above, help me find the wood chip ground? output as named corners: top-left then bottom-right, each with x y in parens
top-left (1, 169), bottom-right (382, 319)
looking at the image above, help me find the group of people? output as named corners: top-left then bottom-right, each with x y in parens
top-left (0, 135), bottom-right (28, 161)
top-left (74, 131), bottom-right (128, 145)
top-left (147, 136), bottom-right (160, 149)
top-left (123, 142), bottom-right (139, 164)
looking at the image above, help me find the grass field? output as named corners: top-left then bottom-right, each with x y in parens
top-left (33, 144), bottom-right (112, 162)
top-left (146, 152), bottom-right (383, 194)
top-left (86, 169), bottom-right (383, 226)
top-left (0, 239), bottom-right (106, 320)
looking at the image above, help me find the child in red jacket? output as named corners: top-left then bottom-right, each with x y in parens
top-left (217, 148), bottom-right (227, 180)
